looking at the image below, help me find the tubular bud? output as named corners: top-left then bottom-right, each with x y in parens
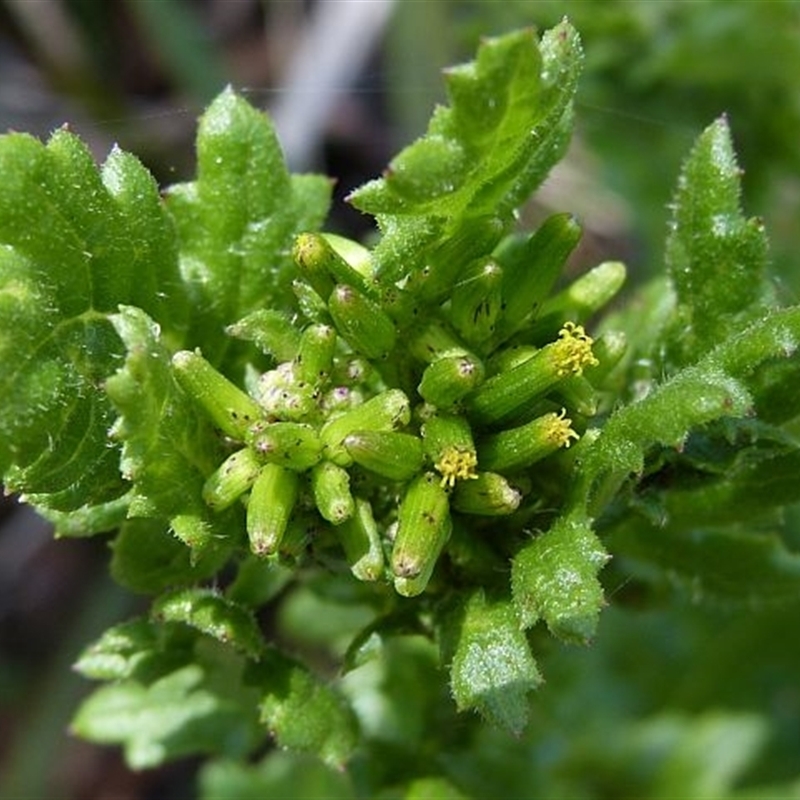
top-left (408, 319), bottom-right (472, 364)
top-left (226, 309), bottom-right (301, 362)
top-left (448, 258), bottom-right (503, 350)
top-left (256, 363), bottom-right (317, 421)
top-left (247, 463), bottom-right (300, 556)
top-left (538, 260), bottom-right (627, 326)
top-left (343, 430), bottom-right (424, 481)
top-left (292, 232), bottom-right (336, 301)
top-left (292, 279), bottom-right (331, 323)
top-left (451, 471), bottom-right (523, 516)
top-left (402, 215), bottom-right (505, 301)
top-left (478, 409), bottom-right (580, 473)
top-left (172, 350), bottom-right (262, 440)
top-left (321, 389), bottom-right (411, 465)
top-left (202, 447), bottom-right (262, 511)
top-left (249, 422), bottom-right (323, 471)
top-left (418, 353), bottom-right (485, 409)
top-left (328, 284), bottom-right (397, 360)
top-left (311, 460), bottom-right (355, 525)
top-left (467, 322), bottom-right (598, 426)
top-left (392, 472), bottom-right (452, 596)
top-left (486, 343), bottom-right (538, 376)
top-left (295, 324), bottom-right (337, 387)
top-left (337, 497), bottom-right (385, 581)
top-left (493, 212), bottom-right (582, 344)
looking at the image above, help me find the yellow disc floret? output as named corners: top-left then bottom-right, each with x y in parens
top-left (435, 446), bottom-right (479, 489)
top-left (545, 408), bottom-right (581, 449)
top-left (553, 322), bottom-right (599, 376)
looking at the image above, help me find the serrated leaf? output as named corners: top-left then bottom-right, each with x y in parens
top-left (511, 512), bottom-right (609, 643)
top-left (0, 129), bottom-right (186, 515)
top-left (152, 587), bottom-right (264, 659)
top-left (74, 617), bottom-right (162, 681)
top-left (72, 663), bottom-right (257, 769)
top-left (349, 22), bottom-right (582, 282)
top-left (582, 306), bottom-right (800, 513)
top-left (251, 652), bottom-right (359, 768)
top-left (666, 117), bottom-right (769, 361)
top-left (105, 306), bottom-right (238, 556)
top-left (441, 591), bottom-right (542, 735)
top-left (165, 88), bottom-right (331, 361)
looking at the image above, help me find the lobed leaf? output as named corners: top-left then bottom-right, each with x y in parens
top-left (666, 116), bottom-right (769, 361)
top-left (511, 512), bottom-right (609, 644)
top-left (165, 87), bottom-right (331, 362)
top-left (252, 652), bottom-right (359, 769)
top-left (0, 130), bottom-right (186, 514)
top-left (441, 591), bottom-right (542, 735)
top-left (348, 22), bottom-right (582, 282)
top-left (152, 587), bottom-right (264, 660)
top-left (105, 306), bottom-right (237, 556)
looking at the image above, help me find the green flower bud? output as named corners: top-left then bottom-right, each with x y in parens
top-left (249, 421), bottom-right (323, 471)
top-left (295, 324), bottom-right (337, 387)
top-left (486, 343), bottom-right (538, 375)
top-left (343, 430), bottom-right (424, 481)
top-left (226, 309), bottom-right (301, 362)
top-left (311, 460), bottom-right (355, 525)
top-left (493, 212), bottom-right (582, 344)
top-left (202, 447), bottom-right (262, 511)
top-left (392, 472), bottom-right (451, 596)
top-left (172, 350), bottom-right (262, 440)
top-left (294, 232), bottom-right (375, 299)
top-left (256, 363), bottom-right (317, 421)
top-left (451, 471), bottom-right (522, 516)
top-left (448, 258), bottom-right (503, 351)
top-left (536, 261), bottom-right (627, 332)
top-left (292, 278), bottom-right (331, 324)
top-left (328, 284), bottom-right (397, 360)
top-left (321, 389), bottom-right (411, 465)
top-left (402, 215), bottom-right (505, 301)
top-left (467, 323), bottom-right (599, 426)
top-left (408, 319), bottom-right (471, 364)
top-left (418, 354), bottom-right (485, 410)
top-left (292, 232), bottom-right (336, 301)
top-left (478, 409), bottom-right (579, 473)
top-left (247, 464), bottom-right (300, 557)
top-left (337, 497), bottom-right (385, 581)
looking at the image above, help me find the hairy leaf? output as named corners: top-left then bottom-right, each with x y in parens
top-left (349, 23), bottom-right (582, 282)
top-left (251, 652), bottom-right (359, 769)
top-left (441, 591), bottom-right (542, 735)
top-left (165, 88), bottom-right (331, 362)
top-left (152, 588), bottom-right (264, 660)
top-left (666, 116), bottom-right (769, 361)
top-left (511, 512), bottom-right (609, 643)
top-left (0, 130), bottom-right (186, 513)
top-left (105, 306), bottom-right (238, 556)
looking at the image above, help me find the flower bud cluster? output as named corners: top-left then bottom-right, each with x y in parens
top-left (173, 224), bottom-right (625, 597)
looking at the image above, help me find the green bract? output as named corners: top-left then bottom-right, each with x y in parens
top-left (1, 19), bottom-right (800, 798)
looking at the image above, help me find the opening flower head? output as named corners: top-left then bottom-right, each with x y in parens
top-left (553, 322), bottom-right (599, 376)
top-left (545, 408), bottom-right (581, 449)
top-left (435, 446), bottom-right (479, 488)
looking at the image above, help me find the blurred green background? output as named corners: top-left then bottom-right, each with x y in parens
top-left (1, 2), bottom-right (800, 798)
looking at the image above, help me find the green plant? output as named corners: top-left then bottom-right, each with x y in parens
top-left (2, 20), bottom-right (800, 799)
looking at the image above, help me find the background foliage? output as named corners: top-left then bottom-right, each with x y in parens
top-left (1, 3), bottom-right (800, 799)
